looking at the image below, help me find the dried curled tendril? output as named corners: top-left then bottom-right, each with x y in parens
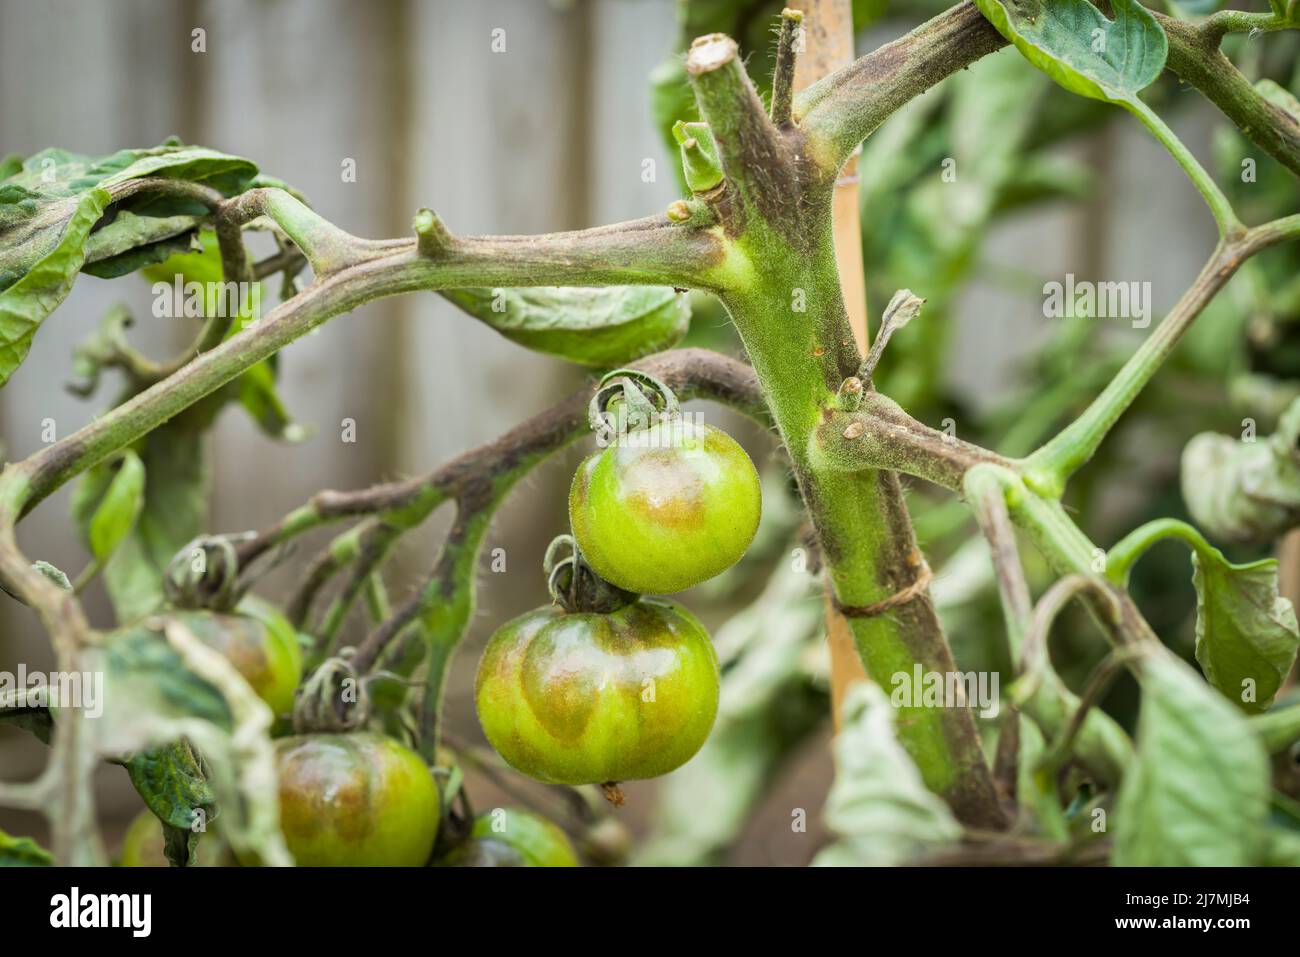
top-left (586, 368), bottom-right (682, 438)
top-left (544, 534), bottom-right (637, 616)
top-left (163, 533), bottom-right (255, 612)
top-left (293, 654), bottom-right (371, 734)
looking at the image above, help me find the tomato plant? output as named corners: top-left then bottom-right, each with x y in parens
top-left (2, 0), bottom-right (1300, 876)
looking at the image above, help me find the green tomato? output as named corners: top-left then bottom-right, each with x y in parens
top-left (475, 598), bottom-right (719, 785)
top-left (272, 733), bottom-right (439, 867)
top-left (569, 419), bottom-right (761, 594)
top-left (173, 606), bottom-right (302, 718)
top-left (117, 809), bottom-right (228, 867)
top-left (436, 808), bottom-right (578, 867)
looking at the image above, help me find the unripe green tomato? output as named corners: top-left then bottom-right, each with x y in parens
top-left (436, 808), bottom-right (578, 867)
top-left (475, 598), bottom-right (718, 785)
top-left (569, 419), bottom-right (761, 594)
top-left (175, 605), bottom-right (302, 718)
top-left (117, 809), bottom-right (228, 867)
top-left (271, 733), bottom-right (440, 867)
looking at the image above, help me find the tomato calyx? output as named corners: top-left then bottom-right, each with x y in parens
top-left (164, 533), bottom-right (252, 612)
top-left (587, 367), bottom-right (681, 441)
top-left (544, 534), bottom-right (637, 615)
top-left (292, 655), bottom-right (369, 734)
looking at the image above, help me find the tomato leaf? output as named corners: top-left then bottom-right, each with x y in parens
top-left (1192, 547), bottom-right (1300, 714)
top-left (813, 683), bottom-right (962, 865)
top-left (0, 187), bottom-right (108, 387)
top-left (1114, 655), bottom-right (1271, 866)
top-left (86, 450), bottom-right (146, 564)
top-left (1109, 518), bottom-right (1300, 712)
top-left (123, 740), bottom-right (215, 867)
top-left (973, 0), bottom-right (1167, 106)
top-left (440, 286), bottom-right (690, 368)
top-left (1, 140), bottom-right (261, 386)
top-left (95, 618), bottom-right (291, 866)
top-left (72, 421), bottom-right (209, 625)
top-left (0, 829), bottom-right (53, 867)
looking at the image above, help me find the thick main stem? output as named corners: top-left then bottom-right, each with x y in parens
top-left (722, 260), bottom-right (1003, 827)
top-left (790, 0), bottom-right (870, 728)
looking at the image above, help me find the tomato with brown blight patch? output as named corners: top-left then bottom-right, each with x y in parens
top-left (475, 598), bottom-right (718, 785)
top-left (569, 418), bottom-right (761, 594)
top-left (267, 733), bottom-right (439, 867)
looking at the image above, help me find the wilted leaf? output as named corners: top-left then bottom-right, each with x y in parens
top-left (1, 140), bottom-right (260, 385)
top-left (1113, 655), bottom-right (1271, 866)
top-left (1181, 398), bottom-right (1300, 545)
top-left (124, 740), bottom-right (215, 867)
top-left (94, 618), bottom-right (291, 866)
top-left (974, 0), bottom-right (1167, 106)
top-left (1192, 548), bottom-right (1299, 714)
top-left (1109, 517), bottom-right (1300, 712)
top-left (0, 187), bottom-right (108, 387)
top-left (813, 683), bottom-right (963, 866)
top-left (440, 285), bottom-right (690, 367)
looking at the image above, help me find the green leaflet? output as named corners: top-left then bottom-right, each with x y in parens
top-left (73, 422), bottom-right (209, 625)
top-left (0, 187), bottom-right (108, 388)
top-left (973, 0), bottom-right (1167, 106)
top-left (440, 286), bottom-right (689, 367)
top-left (813, 683), bottom-right (963, 866)
top-left (86, 450), bottom-right (146, 564)
top-left (0, 829), bottom-right (53, 867)
top-left (1108, 519), bottom-right (1300, 713)
top-left (123, 740), bottom-right (216, 867)
top-left (82, 212), bottom-right (201, 280)
top-left (1113, 655), bottom-right (1271, 866)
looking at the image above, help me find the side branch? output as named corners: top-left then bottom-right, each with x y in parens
top-left (794, 2), bottom-right (1004, 173)
top-left (810, 392), bottom-right (1014, 490)
top-left (1159, 15), bottom-right (1300, 180)
top-left (243, 347), bottom-right (768, 572)
top-left (8, 216), bottom-right (726, 518)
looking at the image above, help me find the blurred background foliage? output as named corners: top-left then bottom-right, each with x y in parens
top-left (2, 0), bottom-right (1298, 865)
